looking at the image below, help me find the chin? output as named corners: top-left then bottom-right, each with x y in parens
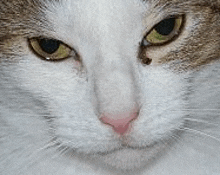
top-left (93, 145), bottom-right (164, 170)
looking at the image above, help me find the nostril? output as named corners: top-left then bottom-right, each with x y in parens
top-left (100, 111), bottom-right (139, 135)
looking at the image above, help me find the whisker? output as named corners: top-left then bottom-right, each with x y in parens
top-left (181, 109), bottom-right (220, 112)
top-left (184, 118), bottom-right (219, 127)
top-left (178, 127), bottom-right (220, 143)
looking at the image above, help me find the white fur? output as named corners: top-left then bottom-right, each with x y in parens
top-left (0, 0), bottom-right (220, 174)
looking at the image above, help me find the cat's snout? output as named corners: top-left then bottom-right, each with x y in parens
top-left (99, 110), bottom-right (139, 135)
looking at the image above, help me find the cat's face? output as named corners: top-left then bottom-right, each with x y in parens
top-left (0, 0), bottom-right (220, 172)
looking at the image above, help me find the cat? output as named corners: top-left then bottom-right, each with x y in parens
top-left (0, 0), bottom-right (220, 174)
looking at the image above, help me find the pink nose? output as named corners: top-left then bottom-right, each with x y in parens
top-left (100, 111), bottom-right (138, 135)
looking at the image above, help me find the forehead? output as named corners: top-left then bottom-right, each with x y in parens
top-left (45, 0), bottom-right (147, 28)
top-left (43, 0), bottom-right (147, 58)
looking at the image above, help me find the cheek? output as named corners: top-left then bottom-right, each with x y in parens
top-left (12, 54), bottom-right (87, 109)
top-left (132, 65), bottom-right (187, 141)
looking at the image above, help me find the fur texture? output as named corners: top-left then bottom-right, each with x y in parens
top-left (0, 0), bottom-right (220, 174)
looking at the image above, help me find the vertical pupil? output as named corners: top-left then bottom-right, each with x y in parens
top-left (39, 39), bottom-right (60, 54)
top-left (154, 18), bottom-right (175, 35)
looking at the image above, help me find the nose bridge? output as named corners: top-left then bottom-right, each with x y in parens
top-left (94, 58), bottom-right (137, 115)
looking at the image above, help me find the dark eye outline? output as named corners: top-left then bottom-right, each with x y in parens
top-left (144, 15), bottom-right (185, 46)
top-left (28, 37), bottom-right (76, 61)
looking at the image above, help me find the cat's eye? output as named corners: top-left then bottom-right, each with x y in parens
top-left (29, 38), bottom-right (72, 60)
top-left (145, 15), bottom-right (183, 45)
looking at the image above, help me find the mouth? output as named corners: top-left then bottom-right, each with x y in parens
top-left (94, 140), bottom-right (159, 156)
